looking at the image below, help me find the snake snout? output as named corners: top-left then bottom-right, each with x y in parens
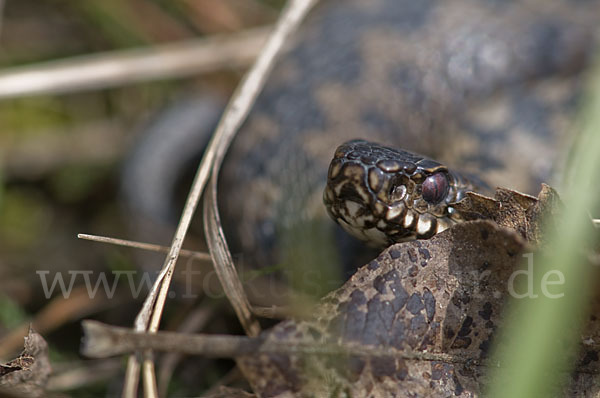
top-left (324, 140), bottom-right (479, 246)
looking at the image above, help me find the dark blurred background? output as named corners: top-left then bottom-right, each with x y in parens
top-left (0, 1), bottom-right (283, 396)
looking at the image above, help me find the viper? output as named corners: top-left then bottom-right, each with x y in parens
top-left (122, 0), bottom-right (600, 278)
top-left (323, 139), bottom-right (490, 247)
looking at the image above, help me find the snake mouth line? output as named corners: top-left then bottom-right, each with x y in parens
top-left (323, 139), bottom-right (486, 246)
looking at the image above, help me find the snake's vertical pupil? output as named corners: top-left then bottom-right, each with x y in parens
top-left (422, 172), bottom-right (449, 204)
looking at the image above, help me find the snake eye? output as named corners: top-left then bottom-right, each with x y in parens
top-left (422, 172), bottom-right (449, 204)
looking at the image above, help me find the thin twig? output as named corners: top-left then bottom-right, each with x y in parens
top-left (77, 234), bottom-right (211, 261)
top-left (0, 27), bottom-right (269, 99)
top-left (82, 320), bottom-right (474, 365)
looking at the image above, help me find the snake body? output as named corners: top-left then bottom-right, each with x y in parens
top-left (124, 0), bottom-right (600, 273)
top-left (218, 0), bottom-right (599, 270)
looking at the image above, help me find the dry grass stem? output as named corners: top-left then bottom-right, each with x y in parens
top-left (77, 234), bottom-right (211, 261)
top-left (201, 0), bottom-right (318, 338)
top-left (0, 27), bottom-right (269, 98)
top-left (122, 0), bottom-right (318, 395)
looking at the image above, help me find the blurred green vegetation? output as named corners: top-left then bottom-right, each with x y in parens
top-left (488, 57), bottom-right (600, 397)
top-left (0, 187), bottom-right (52, 249)
top-left (0, 0), bottom-right (279, 396)
top-left (0, 295), bottom-right (28, 329)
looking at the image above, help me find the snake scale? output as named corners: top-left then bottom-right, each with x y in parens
top-left (123, 0), bottom-right (600, 395)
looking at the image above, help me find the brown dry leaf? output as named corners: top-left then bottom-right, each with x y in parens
top-left (455, 184), bottom-right (563, 245)
top-left (236, 186), bottom-right (600, 396)
top-left (238, 220), bottom-right (523, 396)
top-left (0, 327), bottom-right (52, 398)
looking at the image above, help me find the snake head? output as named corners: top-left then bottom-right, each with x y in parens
top-left (323, 139), bottom-right (484, 247)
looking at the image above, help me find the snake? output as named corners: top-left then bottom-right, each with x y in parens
top-left (123, 0), bottom-right (600, 276)
top-left (115, 3), bottom-right (600, 394)
top-left (323, 139), bottom-right (490, 247)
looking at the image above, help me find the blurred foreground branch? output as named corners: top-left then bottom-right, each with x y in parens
top-left (0, 26), bottom-right (269, 99)
top-left (82, 320), bottom-right (462, 363)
